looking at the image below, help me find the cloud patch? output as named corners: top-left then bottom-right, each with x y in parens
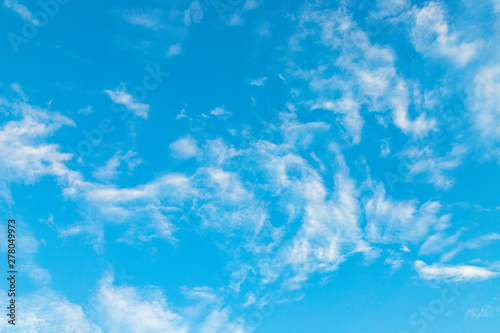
top-left (414, 261), bottom-right (499, 282)
top-left (104, 86), bottom-right (150, 119)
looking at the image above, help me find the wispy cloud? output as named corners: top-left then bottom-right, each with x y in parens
top-left (414, 260), bottom-right (499, 282)
top-left (365, 183), bottom-right (450, 244)
top-left (104, 86), bottom-right (150, 119)
top-left (120, 8), bottom-right (164, 29)
top-left (311, 97), bottom-right (363, 145)
top-left (466, 306), bottom-right (496, 319)
top-left (167, 43), bottom-right (182, 57)
top-left (169, 136), bottom-right (202, 160)
top-left (93, 273), bottom-right (188, 333)
top-left (0, 96), bottom-right (76, 186)
top-left (78, 106), bottom-right (93, 115)
top-left (402, 144), bottom-right (468, 189)
top-left (3, 0), bottom-right (39, 26)
top-left (7, 290), bottom-right (101, 332)
top-left (9, 273), bottom-right (247, 333)
top-left (410, 1), bottom-right (481, 66)
top-left (92, 150), bottom-right (142, 181)
top-left (250, 77), bottom-right (267, 86)
top-left (372, 0), bottom-right (410, 19)
top-left (291, 7), bottom-right (437, 139)
top-left (243, 0), bottom-right (261, 10)
top-left (470, 64), bottom-right (500, 162)
top-left (210, 106), bottom-right (231, 117)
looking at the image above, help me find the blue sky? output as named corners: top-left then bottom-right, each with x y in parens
top-left (1, 0), bottom-right (500, 332)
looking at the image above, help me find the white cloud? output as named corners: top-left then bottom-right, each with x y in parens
top-left (104, 86), bottom-right (150, 119)
top-left (243, 0), bottom-right (261, 10)
top-left (466, 306), bottom-right (495, 319)
top-left (2, 274), bottom-right (247, 333)
top-left (410, 2), bottom-right (481, 66)
top-left (414, 260), bottom-right (499, 282)
top-left (419, 231), bottom-right (461, 256)
top-left (402, 144), bottom-right (467, 189)
top-left (365, 183), bottom-right (451, 244)
top-left (0, 97), bottom-right (78, 188)
top-left (4, 85), bottom-right (498, 306)
top-left (77, 106), bottom-right (93, 115)
top-left (384, 248), bottom-right (409, 271)
top-left (62, 173), bottom-right (194, 246)
top-left (122, 150), bottom-right (143, 170)
top-left (194, 166), bottom-right (268, 234)
top-left (205, 138), bottom-right (241, 164)
top-left (167, 43), bottom-right (182, 56)
top-left (93, 274), bottom-right (188, 333)
top-left (93, 154), bottom-right (121, 181)
top-left (229, 13), bottom-right (244, 26)
top-left (194, 307), bottom-right (246, 333)
top-left (18, 234), bottom-right (51, 284)
top-left (247, 144), bottom-right (371, 289)
top-left (9, 82), bottom-right (26, 100)
top-left (3, 0), bottom-right (39, 26)
top-left (92, 150), bottom-right (142, 181)
top-left (250, 77), bottom-right (267, 86)
top-left (170, 136), bottom-right (202, 160)
top-left (0, 290), bottom-right (101, 332)
top-left (440, 233), bottom-right (500, 262)
top-left (389, 80), bottom-right (437, 137)
top-left (292, 7), bottom-right (436, 138)
top-left (206, 168), bottom-right (251, 203)
top-left (121, 8), bottom-right (164, 29)
top-left (373, 0), bottom-right (410, 18)
top-left (84, 174), bottom-right (191, 204)
top-left (463, 233), bottom-right (500, 249)
top-left (279, 112), bottom-right (331, 148)
top-left (210, 106), bottom-right (231, 117)
top-left (214, 0), bottom-right (260, 26)
top-left (259, 21), bottom-right (271, 37)
top-left (312, 97), bottom-right (363, 145)
top-left (470, 64), bottom-right (500, 161)
top-left (494, 0), bottom-right (500, 12)
top-left (3, 5), bottom-right (500, 326)
top-left (91, 274), bottom-right (247, 333)
top-left (281, 170), bottom-right (363, 288)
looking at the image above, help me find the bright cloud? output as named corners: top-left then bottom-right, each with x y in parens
top-left (121, 8), bottom-right (164, 29)
top-left (414, 261), bottom-right (499, 282)
top-left (104, 86), bottom-right (150, 119)
top-left (410, 2), bottom-right (481, 66)
top-left (3, 0), bottom-right (39, 26)
top-left (170, 136), bottom-right (202, 160)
